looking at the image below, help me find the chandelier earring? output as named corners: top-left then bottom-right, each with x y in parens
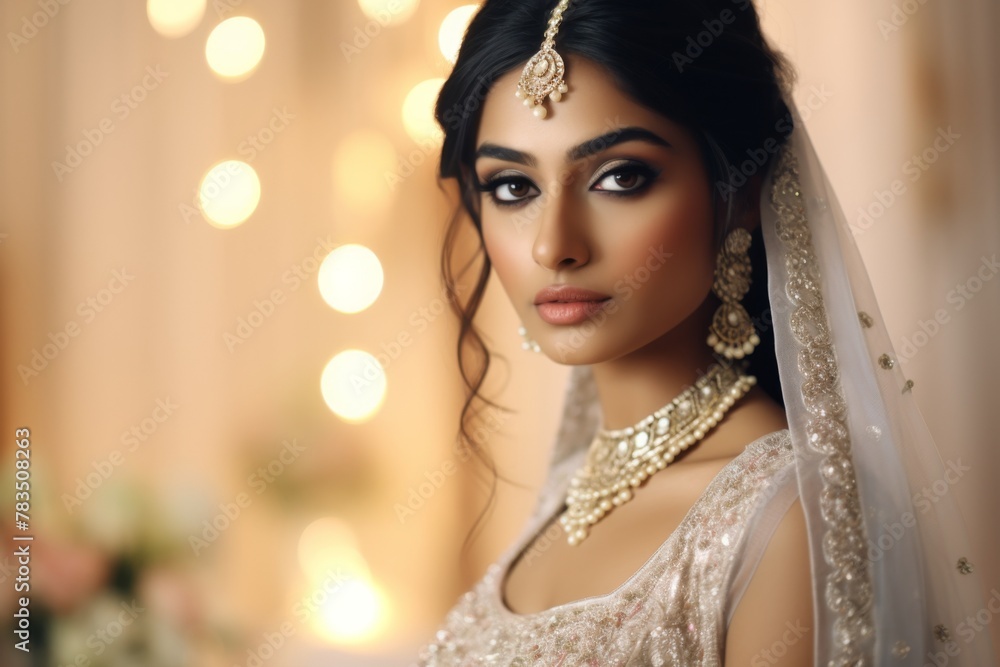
top-left (707, 227), bottom-right (760, 359)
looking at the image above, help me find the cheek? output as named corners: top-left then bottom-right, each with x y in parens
top-left (482, 217), bottom-right (532, 309)
top-left (481, 216), bottom-right (509, 276)
top-left (603, 183), bottom-right (716, 297)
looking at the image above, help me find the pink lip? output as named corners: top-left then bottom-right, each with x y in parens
top-left (536, 301), bottom-right (611, 325)
top-left (534, 285), bottom-right (612, 305)
top-left (534, 285), bottom-right (612, 326)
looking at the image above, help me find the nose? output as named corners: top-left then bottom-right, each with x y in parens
top-left (530, 190), bottom-right (590, 271)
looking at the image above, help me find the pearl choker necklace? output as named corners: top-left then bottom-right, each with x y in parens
top-left (559, 362), bottom-right (756, 545)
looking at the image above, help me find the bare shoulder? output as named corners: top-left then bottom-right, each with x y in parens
top-left (724, 496), bottom-right (814, 666)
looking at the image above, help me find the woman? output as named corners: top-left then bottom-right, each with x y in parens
top-left (415, 0), bottom-right (997, 664)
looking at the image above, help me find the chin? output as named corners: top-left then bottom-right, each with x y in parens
top-left (538, 332), bottom-right (641, 366)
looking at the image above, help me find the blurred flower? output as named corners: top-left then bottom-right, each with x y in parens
top-left (32, 537), bottom-right (110, 613)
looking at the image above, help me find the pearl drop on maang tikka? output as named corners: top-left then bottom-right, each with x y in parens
top-left (515, 0), bottom-right (572, 119)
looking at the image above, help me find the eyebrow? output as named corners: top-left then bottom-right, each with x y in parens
top-left (474, 126), bottom-right (673, 167)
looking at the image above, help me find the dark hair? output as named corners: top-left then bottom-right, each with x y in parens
top-left (434, 0), bottom-right (797, 555)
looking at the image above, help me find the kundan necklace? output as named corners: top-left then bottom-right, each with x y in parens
top-left (559, 361), bottom-right (756, 545)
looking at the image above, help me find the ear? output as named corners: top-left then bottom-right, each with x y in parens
top-left (711, 170), bottom-right (764, 247)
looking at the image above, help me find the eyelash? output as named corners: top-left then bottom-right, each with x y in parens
top-left (475, 162), bottom-right (660, 209)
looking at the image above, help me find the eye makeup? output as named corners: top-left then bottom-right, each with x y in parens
top-left (475, 159), bottom-right (661, 209)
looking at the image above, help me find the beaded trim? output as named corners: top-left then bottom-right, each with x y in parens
top-left (560, 362), bottom-right (756, 546)
top-left (770, 145), bottom-right (875, 663)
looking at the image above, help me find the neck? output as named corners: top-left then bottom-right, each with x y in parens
top-left (589, 296), bottom-right (722, 431)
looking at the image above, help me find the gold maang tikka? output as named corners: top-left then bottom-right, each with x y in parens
top-left (515, 0), bottom-right (572, 119)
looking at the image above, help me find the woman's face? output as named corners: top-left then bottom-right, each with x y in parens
top-left (474, 55), bottom-right (718, 365)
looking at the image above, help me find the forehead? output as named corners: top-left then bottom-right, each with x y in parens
top-left (476, 55), bottom-right (692, 160)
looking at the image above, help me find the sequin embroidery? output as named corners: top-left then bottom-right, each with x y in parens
top-left (769, 145), bottom-right (875, 663)
top-left (414, 430), bottom-right (796, 665)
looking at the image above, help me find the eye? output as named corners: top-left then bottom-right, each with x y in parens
top-left (590, 161), bottom-right (659, 195)
top-left (475, 172), bottom-right (540, 208)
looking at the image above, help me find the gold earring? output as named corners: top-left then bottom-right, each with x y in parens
top-left (707, 227), bottom-right (760, 359)
top-left (518, 325), bottom-right (541, 353)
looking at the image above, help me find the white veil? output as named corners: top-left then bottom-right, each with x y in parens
top-left (539, 96), bottom-right (998, 664)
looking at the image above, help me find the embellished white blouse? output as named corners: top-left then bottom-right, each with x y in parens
top-left (414, 429), bottom-right (799, 665)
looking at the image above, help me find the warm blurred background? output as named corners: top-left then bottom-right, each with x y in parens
top-left (0, 0), bottom-right (997, 665)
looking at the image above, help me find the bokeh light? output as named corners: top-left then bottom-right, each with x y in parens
top-left (402, 78), bottom-right (445, 144)
top-left (310, 578), bottom-right (386, 645)
top-left (321, 350), bottom-right (386, 422)
top-left (357, 0), bottom-right (419, 27)
top-left (197, 160), bottom-right (261, 228)
top-left (438, 5), bottom-right (479, 63)
top-left (205, 17), bottom-right (266, 80)
top-left (318, 245), bottom-right (384, 314)
top-left (147, 0), bottom-right (206, 38)
top-left (297, 517), bottom-right (368, 582)
top-left (297, 517), bottom-right (387, 644)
